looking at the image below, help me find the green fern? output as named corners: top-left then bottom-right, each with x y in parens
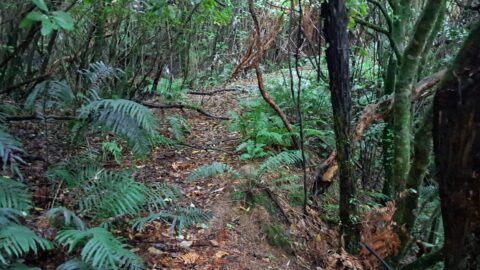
top-left (56, 227), bottom-right (143, 270)
top-left (144, 183), bottom-right (181, 212)
top-left (0, 208), bottom-right (25, 226)
top-left (0, 129), bottom-right (25, 176)
top-left (257, 150), bottom-right (302, 177)
top-left (77, 169), bottom-right (148, 219)
top-left (57, 259), bottom-right (92, 270)
top-left (186, 162), bottom-right (240, 182)
top-left (166, 115), bottom-right (190, 141)
top-left (0, 262), bottom-right (41, 269)
top-left (0, 224), bottom-right (53, 265)
top-left (0, 177), bottom-right (31, 211)
top-left (80, 62), bottom-right (123, 96)
top-left (78, 99), bottom-right (158, 157)
top-left (133, 206), bottom-right (211, 233)
top-left (101, 142), bottom-right (122, 164)
top-left (24, 80), bottom-right (74, 111)
top-left (47, 207), bottom-right (86, 230)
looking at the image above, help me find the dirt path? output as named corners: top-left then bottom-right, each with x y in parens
top-left (133, 91), bottom-right (303, 269)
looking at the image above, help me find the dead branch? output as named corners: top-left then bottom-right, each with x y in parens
top-left (141, 102), bottom-right (230, 120)
top-left (187, 88), bottom-right (246, 96)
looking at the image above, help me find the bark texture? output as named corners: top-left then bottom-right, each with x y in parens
top-left (433, 21), bottom-right (480, 269)
top-left (323, 0), bottom-right (359, 254)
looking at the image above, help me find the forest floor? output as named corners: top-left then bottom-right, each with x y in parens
top-left (132, 87), bottom-right (307, 269)
top-left (13, 77), bottom-right (366, 270)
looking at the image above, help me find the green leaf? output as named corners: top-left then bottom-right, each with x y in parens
top-left (52, 11), bottom-right (74, 31)
top-left (26, 11), bottom-right (48, 21)
top-left (32, 0), bottom-right (49, 12)
top-left (40, 18), bottom-right (54, 35)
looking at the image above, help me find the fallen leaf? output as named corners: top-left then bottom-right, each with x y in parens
top-left (180, 252), bottom-right (200, 264)
top-left (148, 247), bottom-right (163, 255)
top-left (215, 250), bottom-right (229, 258)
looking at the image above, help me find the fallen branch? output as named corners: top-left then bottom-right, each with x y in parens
top-left (313, 69), bottom-right (446, 194)
top-left (187, 88), bottom-right (246, 96)
top-left (141, 101), bottom-right (230, 120)
top-left (6, 115), bottom-right (76, 121)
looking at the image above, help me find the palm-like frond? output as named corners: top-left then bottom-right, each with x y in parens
top-left (257, 151), bottom-right (302, 177)
top-left (78, 99), bottom-right (158, 157)
top-left (56, 228), bottom-right (143, 270)
top-left (47, 207), bottom-right (86, 230)
top-left (57, 259), bottom-right (92, 270)
top-left (166, 115), bottom-right (190, 141)
top-left (0, 177), bottom-right (31, 211)
top-left (77, 170), bottom-right (148, 219)
top-left (0, 224), bottom-right (52, 265)
top-left (186, 162), bottom-right (240, 182)
top-left (79, 62), bottom-right (123, 95)
top-left (0, 208), bottom-right (25, 226)
top-left (133, 206), bottom-right (211, 233)
top-left (0, 129), bottom-right (25, 176)
top-left (25, 80), bottom-right (74, 111)
top-left (145, 183), bottom-right (181, 212)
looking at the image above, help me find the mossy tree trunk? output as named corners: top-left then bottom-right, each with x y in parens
top-left (323, 0), bottom-right (360, 254)
top-left (392, 0), bottom-right (445, 198)
top-left (433, 21), bottom-right (480, 269)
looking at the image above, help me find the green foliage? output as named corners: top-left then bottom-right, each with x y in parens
top-left (47, 207), bottom-right (86, 230)
top-left (0, 224), bottom-right (53, 265)
top-left (262, 223), bottom-right (292, 250)
top-left (235, 140), bottom-right (269, 160)
top-left (133, 206), bottom-right (212, 234)
top-left (57, 259), bottom-right (92, 270)
top-left (25, 80), bottom-right (74, 112)
top-left (186, 162), bottom-right (240, 182)
top-left (56, 227), bottom-right (143, 270)
top-left (78, 99), bottom-right (158, 157)
top-left (101, 142), bottom-right (122, 164)
top-left (166, 115), bottom-right (190, 141)
top-left (257, 150), bottom-right (302, 176)
top-left (0, 177), bottom-right (31, 211)
top-left (0, 130), bottom-right (25, 177)
top-left (20, 0), bottom-right (74, 35)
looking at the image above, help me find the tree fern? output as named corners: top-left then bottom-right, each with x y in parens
top-left (0, 177), bottom-right (31, 211)
top-left (56, 227), bottom-right (143, 270)
top-left (133, 206), bottom-right (211, 233)
top-left (24, 80), bottom-right (74, 112)
top-left (144, 183), bottom-right (181, 212)
top-left (186, 162), bottom-right (240, 182)
top-left (0, 224), bottom-right (52, 265)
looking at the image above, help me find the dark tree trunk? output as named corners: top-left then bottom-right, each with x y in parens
top-left (433, 21), bottom-right (480, 269)
top-left (322, 0), bottom-right (359, 254)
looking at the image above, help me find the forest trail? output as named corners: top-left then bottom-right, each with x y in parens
top-left (134, 88), bottom-right (302, 269)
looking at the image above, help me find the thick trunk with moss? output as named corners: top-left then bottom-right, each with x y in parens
top-left (433, 21), bottom-right (480, 269)
top-left (323, 0), bottom-right (359, 254)
top-left (392, 0), bottom-right (444, 195)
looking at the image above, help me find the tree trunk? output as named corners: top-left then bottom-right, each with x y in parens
top-left (433, 21), bottom-right (480, 269)
top-left (322, 0), bottom-right (359, 254)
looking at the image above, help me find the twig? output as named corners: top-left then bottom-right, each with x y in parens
top-left (187, 88), bottom-right (246, 96)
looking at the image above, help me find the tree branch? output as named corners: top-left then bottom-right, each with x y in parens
top-left (141, 102), bottom-right (230, 120)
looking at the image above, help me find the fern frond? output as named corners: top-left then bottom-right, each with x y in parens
top-left (57, 259), bottom-right (92, 270)
top-left (0, 129), bottom-right (25, 176)
top-left (25, 80), bottom-right (74, 111)
top-left (0, 208), bottom-right (25, 226)
top-left (145, 183), bottom-right (181, 212)
top-left (0, 224), bottom-right (52, 264)
top-left (56, 227), bottom-right (143, 270)
top-left (78, 170), bottom-right (148, 219)
top-left (47, 207), bottom-right (86, 230)
top-left (166, 115), bottom-right (190, 141)
top-left (133, 206), bottom-right (211, 233)
top-left (257, 151), bottom-right (302, 177)
top-left (2, 263), bottom-right (41, 269)
top-left (0, 177), bottom-right (31, 211)
top-left (78, 99), bottom-right (158, 157)
top-left (80, 62), bottom-right (123, 94)
top-left (186, 162), bottom-right (240, 182)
